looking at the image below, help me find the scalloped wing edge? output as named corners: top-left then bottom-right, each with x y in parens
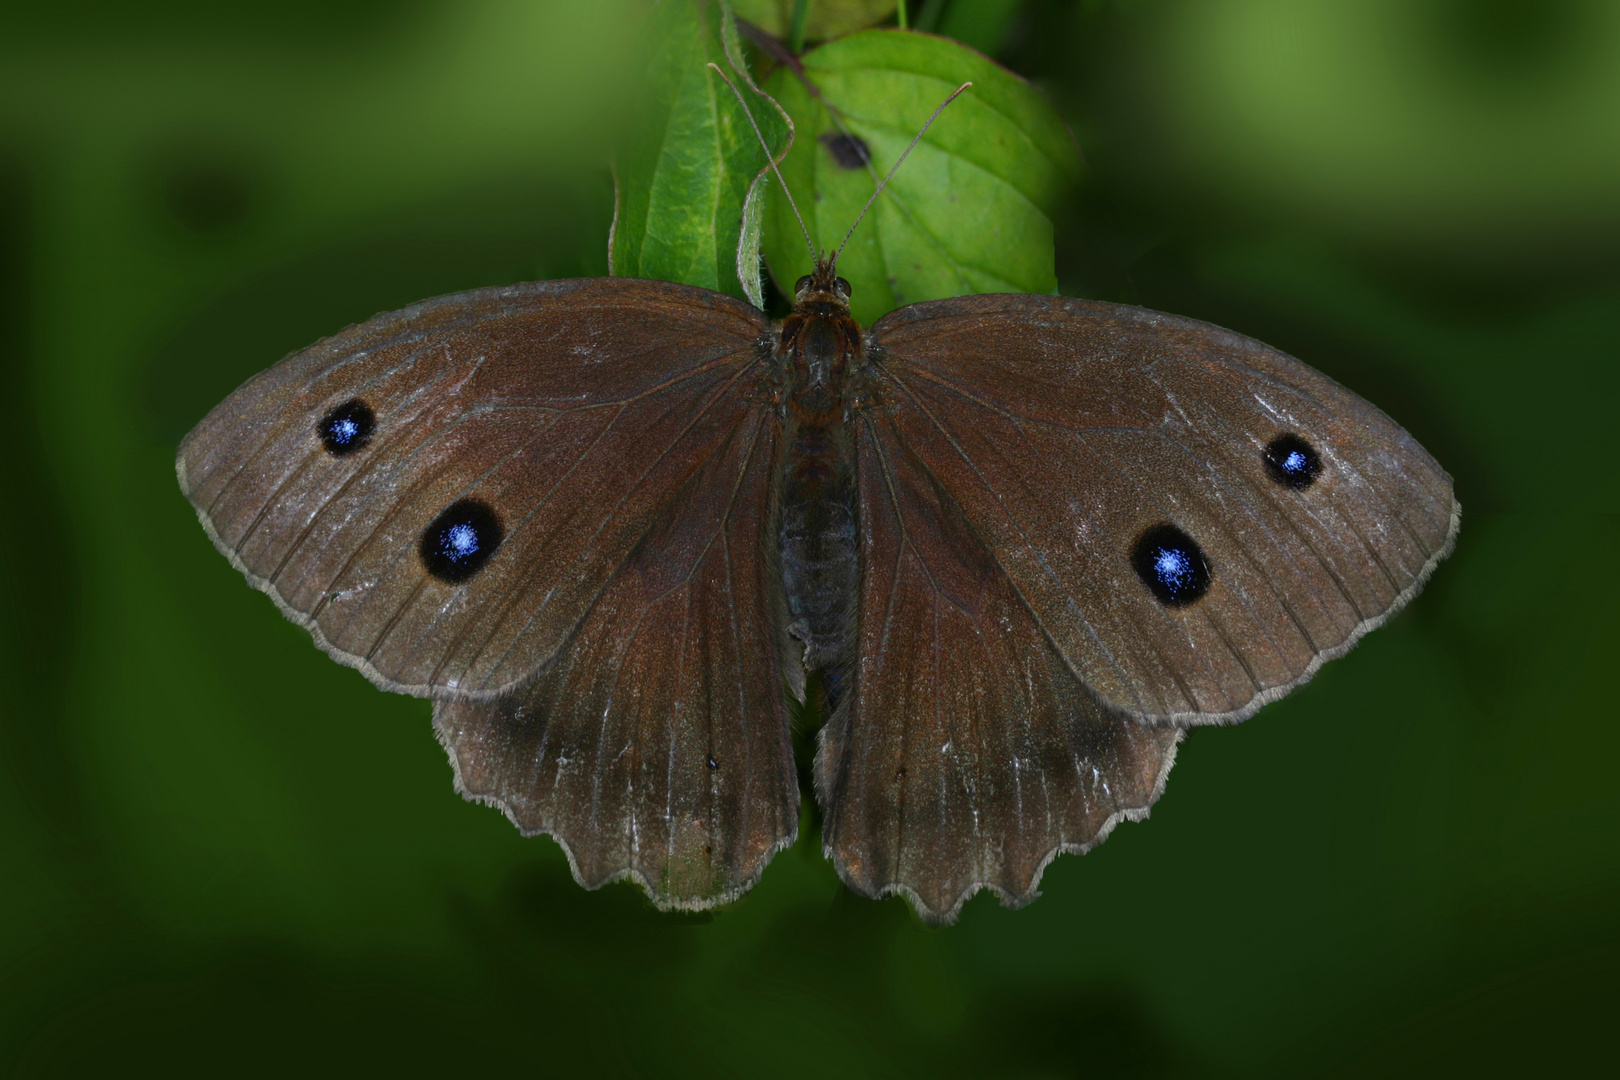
top-left (826, 728), bottom-right (1184, 926)
top-left (1148, 498), bottom-right (1460, 728)
top-left (178, 449), bottom-right (555, 706)
top-left (431, 704), bottom-right (802, 913)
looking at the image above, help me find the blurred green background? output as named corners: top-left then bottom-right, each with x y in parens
top-left (2, 0), bottom-right (1615, 1074)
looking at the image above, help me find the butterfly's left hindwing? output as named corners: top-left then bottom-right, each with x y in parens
top-left (435, 408), bottom-right (797, 909)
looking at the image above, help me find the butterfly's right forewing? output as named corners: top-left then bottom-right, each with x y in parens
top-left (867, 294), bottom-right (1457, 726)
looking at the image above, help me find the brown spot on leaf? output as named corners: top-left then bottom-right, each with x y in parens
top-left (820, 132), bottom-right (871, 170)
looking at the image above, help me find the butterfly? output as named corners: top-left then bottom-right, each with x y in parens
top-left (177, 83), bottom-right (1457, 924)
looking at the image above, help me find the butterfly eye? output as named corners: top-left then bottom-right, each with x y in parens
top-left (1263, 433), bottom-right (1323, 490)
top-left (795, 274), bottom-right (813, 295)
top-left (1131, 524), bottom-right (1211, 607)
top-left (318, 398), bottom-right (375, 456)
top-left (834, 277), bottom-right (852, 299)
top-left (420, 498), bottom-right (503, 583)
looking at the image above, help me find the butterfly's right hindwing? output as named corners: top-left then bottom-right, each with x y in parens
top-left (815, 408), bottom-right (1181, 923)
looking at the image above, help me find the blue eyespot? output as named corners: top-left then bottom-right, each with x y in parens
top-left (420, 499), bottom-right (502, 583)
top-left (1132, 524), bottom-right (1212, 607)
top-left (1264, 433), bottom-right (1322, 490)
top-left (318, 399), bottom-right (375, 456)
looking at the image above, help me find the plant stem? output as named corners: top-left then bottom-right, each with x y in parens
top-left (788, 0), bottom-right (810, 53)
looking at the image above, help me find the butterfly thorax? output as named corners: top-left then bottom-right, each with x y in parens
top-left (775, 259), bottom-right (863, 692)
top-left (778, 274), bottom-right (861, 423)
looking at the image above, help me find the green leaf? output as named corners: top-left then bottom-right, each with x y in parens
top-left (761, 29), bottom-right (1082, 326)
top-left (731, 0), bottom-right (898, 43)
top-left (719, 7), bottom-right (794, 309)
top-left (611, 0), bottom-right (789, 303)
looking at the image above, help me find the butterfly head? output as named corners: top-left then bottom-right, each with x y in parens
top-left (793, 254), bottom-right (852, 312)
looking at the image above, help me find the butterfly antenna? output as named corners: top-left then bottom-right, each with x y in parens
top-left (707, 61), bottom-right (817, 267)
top-left (834, 81), bottom-right (972, 264)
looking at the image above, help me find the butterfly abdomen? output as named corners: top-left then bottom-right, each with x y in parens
top-left (778, 419), bottom-right (859, 682)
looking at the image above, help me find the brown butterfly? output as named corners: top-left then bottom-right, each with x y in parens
top-left (177, 85), bottom-right (1457, 924)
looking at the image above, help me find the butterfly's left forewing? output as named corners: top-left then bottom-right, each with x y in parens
top-left (178, 279), bottom-right (771, 701)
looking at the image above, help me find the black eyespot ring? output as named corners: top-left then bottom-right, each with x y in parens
top-left (1263, 433), bottom-right (1323, 490)
top-left (318, 399), bottom-right (375, 456)
top-left (1131, 524), bottom-right (1212, 607)
top-left (419, 499), bottom-right (503, 583)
